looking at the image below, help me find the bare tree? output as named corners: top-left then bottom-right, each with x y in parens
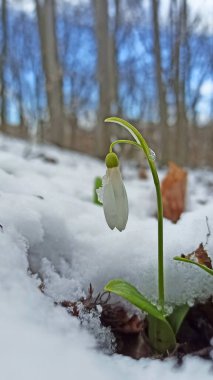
top-left (169, 0), bottom-right (188, 165)
top-left (35, 0), bottom-right (65, 146)
top-left (93, 0), bottom-right (111, 158)
top-left (108, 0), bottom-right (120, 115)
top-left (151, 0), bottom-right (169, 165)
top-left (0, 0), bottom-right (7, 130)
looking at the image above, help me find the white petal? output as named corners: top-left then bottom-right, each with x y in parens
top-left (103, 176), bottom-right (117, 230)
top-left (109, 168), bottom-right (128, 231)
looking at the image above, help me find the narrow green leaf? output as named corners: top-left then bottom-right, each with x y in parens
top-left (174, 256), bottom-right (213, 276)
top-left (105, 279), bottom-right (177, 354)
top-left (167, 304), bottom-right (189, 335)
top-left (104, 279), bottom-right (165, 322)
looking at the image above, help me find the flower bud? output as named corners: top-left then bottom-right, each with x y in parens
top-left (105, 153), bottom-right (119, 168)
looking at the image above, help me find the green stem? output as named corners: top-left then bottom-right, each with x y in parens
top-left (110, 139), bottom-right (141, 153)
top-left (149, 161), bottom-right (164, 311)
top-left (108, 127), bottom-right (164, 311)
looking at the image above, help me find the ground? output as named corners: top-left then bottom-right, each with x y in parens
top-left (0, 134), bottom-right (212, 379)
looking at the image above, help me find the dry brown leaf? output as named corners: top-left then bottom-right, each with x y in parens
top-left (181, 243), bottom-right (212, 269)
top-left (161, 162), bottom-right (187, 223)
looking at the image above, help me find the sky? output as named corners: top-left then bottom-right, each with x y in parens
top-left (9, 0), bottom-right (213, 31)
top-left (158, 0), bottom-right (213, 34)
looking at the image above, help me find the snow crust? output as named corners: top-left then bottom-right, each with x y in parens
top-left (0, 134), bottom-right (213, 379)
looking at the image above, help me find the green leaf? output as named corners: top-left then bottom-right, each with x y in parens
top-left (148, 315), bottom-right (176, 353)
top-left (104, 279), bottom-right (177, 354)
top-left (93, 176), bottom-right (102, 206)
top-left (104, 279), bottom-right (165, 322)
top-left (167, 304), bottom-right (189, 335)
top-left (174, 256), bottom-right (213, 276)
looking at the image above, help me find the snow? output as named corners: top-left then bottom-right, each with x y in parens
top-left (0, 134), bottom-right (213, 379)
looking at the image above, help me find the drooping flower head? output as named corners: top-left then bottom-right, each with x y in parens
top-left (97, 152), bottom-right (128, 231)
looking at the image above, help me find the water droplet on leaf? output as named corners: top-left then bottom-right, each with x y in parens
top-left (149, 149), bottom-right (156, 161)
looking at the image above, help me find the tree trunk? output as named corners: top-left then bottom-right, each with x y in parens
top-left (152, 0), bottom-right (169, 165)
top-left (174, 0), bottom-right (188, 166)
top-left (108, 0), bottom-right (120, 115)
top-left (0, 0), bottom-right (7, 131)
top-left (35, 0), bottom-right (64, 146)
top-left (93, 0), bottom-right (111, 158)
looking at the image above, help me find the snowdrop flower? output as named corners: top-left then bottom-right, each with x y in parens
top-left (97, 152), bottom-right (128, 231)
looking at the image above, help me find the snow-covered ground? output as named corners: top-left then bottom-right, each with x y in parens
top-left (0, 134), bottom-right (213, 380)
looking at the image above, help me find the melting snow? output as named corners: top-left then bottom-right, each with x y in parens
top-left (0, 134), bottom-right (212, 379)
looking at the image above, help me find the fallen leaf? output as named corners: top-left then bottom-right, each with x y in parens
top-left (161, 162), bottom-right (187, 223)
top-left (181, 243), bottom-right (212, 269)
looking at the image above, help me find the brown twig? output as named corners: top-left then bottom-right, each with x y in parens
top-left (204, 216), bottom-right (211, 247)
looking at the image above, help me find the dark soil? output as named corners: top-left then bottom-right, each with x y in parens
top-left (176, 299), bottom-right (213, 361)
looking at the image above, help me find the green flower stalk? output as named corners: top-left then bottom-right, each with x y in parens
top-left (98, 117), bottom-right (164, 310)
top-left (97, 117), bottom-right (189, 354)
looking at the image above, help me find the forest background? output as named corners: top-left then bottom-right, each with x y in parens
top-left (0, 0), bottom-right (212, 167)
